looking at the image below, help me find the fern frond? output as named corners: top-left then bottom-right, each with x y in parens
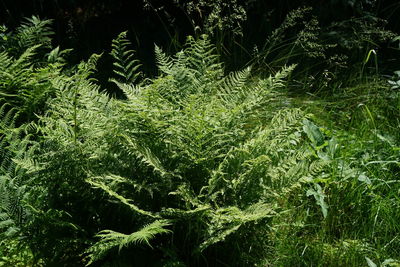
top-left (15, 16), bottom-right (53, 51)
top-left (110, 79), bottom-right (141, 100)
top-left (260, 64), bottom-right (296, 89)
top-left (184, 35), bottom-right (221, 76)
top-left (86, 175), bottom-right (158, 218)
top-left (0, 217), bottom-right (14, 230)
top-left (218, 67), bottom-right (251, 104)
top-left (118, 132), bottom-right (177, 180)
top-left (155, 44), bottom-right (174, 75)
top-left (0, 51), bottom-right (12, 71)
top-left (10, 44), bottom-right (40, 69)
top-left (0, 118), bottom-right (33, 240)
top-left (78, 53), bottom-right (102, 75)
top-left (110, 31), bottom-right (141, 84)
top-left (86, 220), bottom-right (171, 265)
top-left (154, 35), bottom-right (224, 100)
top-left (198, 203), bottom-right (275, 252)
top-left (161, 205), bottom-right (211, 219)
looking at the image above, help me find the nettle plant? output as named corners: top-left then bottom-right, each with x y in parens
top-left (11, 33), bottom-right (351, 265)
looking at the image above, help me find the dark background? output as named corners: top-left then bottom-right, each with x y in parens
top-left (1, 0), bottom-right (400, 74)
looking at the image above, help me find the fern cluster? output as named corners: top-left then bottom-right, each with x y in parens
top-left (0, 16), bottom-right (69, 265)
top-left (0, 16), bottom-right (70, 121)
top-left (4, 33), bottom-right (346, 266)
top-left (2, 20), bottom-right (398, 265)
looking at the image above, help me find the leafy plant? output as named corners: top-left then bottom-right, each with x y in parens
top-left (6, 33), bottom-right (338, 266)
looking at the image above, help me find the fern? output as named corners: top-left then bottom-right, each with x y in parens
top-left (80, 35), bottom-right (310, 264)
top-left (0, 105), bottom-right (36, 243)
top-left (14, 16), bottom-right (54, 55)
top-left (0, 43), bottom-right (63, 121)
top-left (154, 44), bottom-right (174, 75)
top-left (87, 175), bottom-right (158, 218)
top-left (198, 202), bottom-right (275, 251)
top-left (11, 34), bottom-right (360, 265)
top-left (110, 31), bottom-right (142, 84)
top-left (85, 220), bottom-right (171, 265)
top-left (80, 35), bottom-right (306, 264)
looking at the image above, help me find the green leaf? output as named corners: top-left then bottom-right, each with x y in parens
top-left (303, 119), bottom-right (324, 146)
top-left (358, 173), bottom-right (371, 185)
top-left (365, 257), bottom-right (377, 267)
top-left (306, 184), bottom-right (328, 218)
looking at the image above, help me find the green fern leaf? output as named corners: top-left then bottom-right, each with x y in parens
top-left (86, 220), bottom-right (171, 265)
top-left (110, 31), bottom-right (141, 84)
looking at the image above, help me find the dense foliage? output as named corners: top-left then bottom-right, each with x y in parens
top-left (0, 3), bottom-right (399, 266)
